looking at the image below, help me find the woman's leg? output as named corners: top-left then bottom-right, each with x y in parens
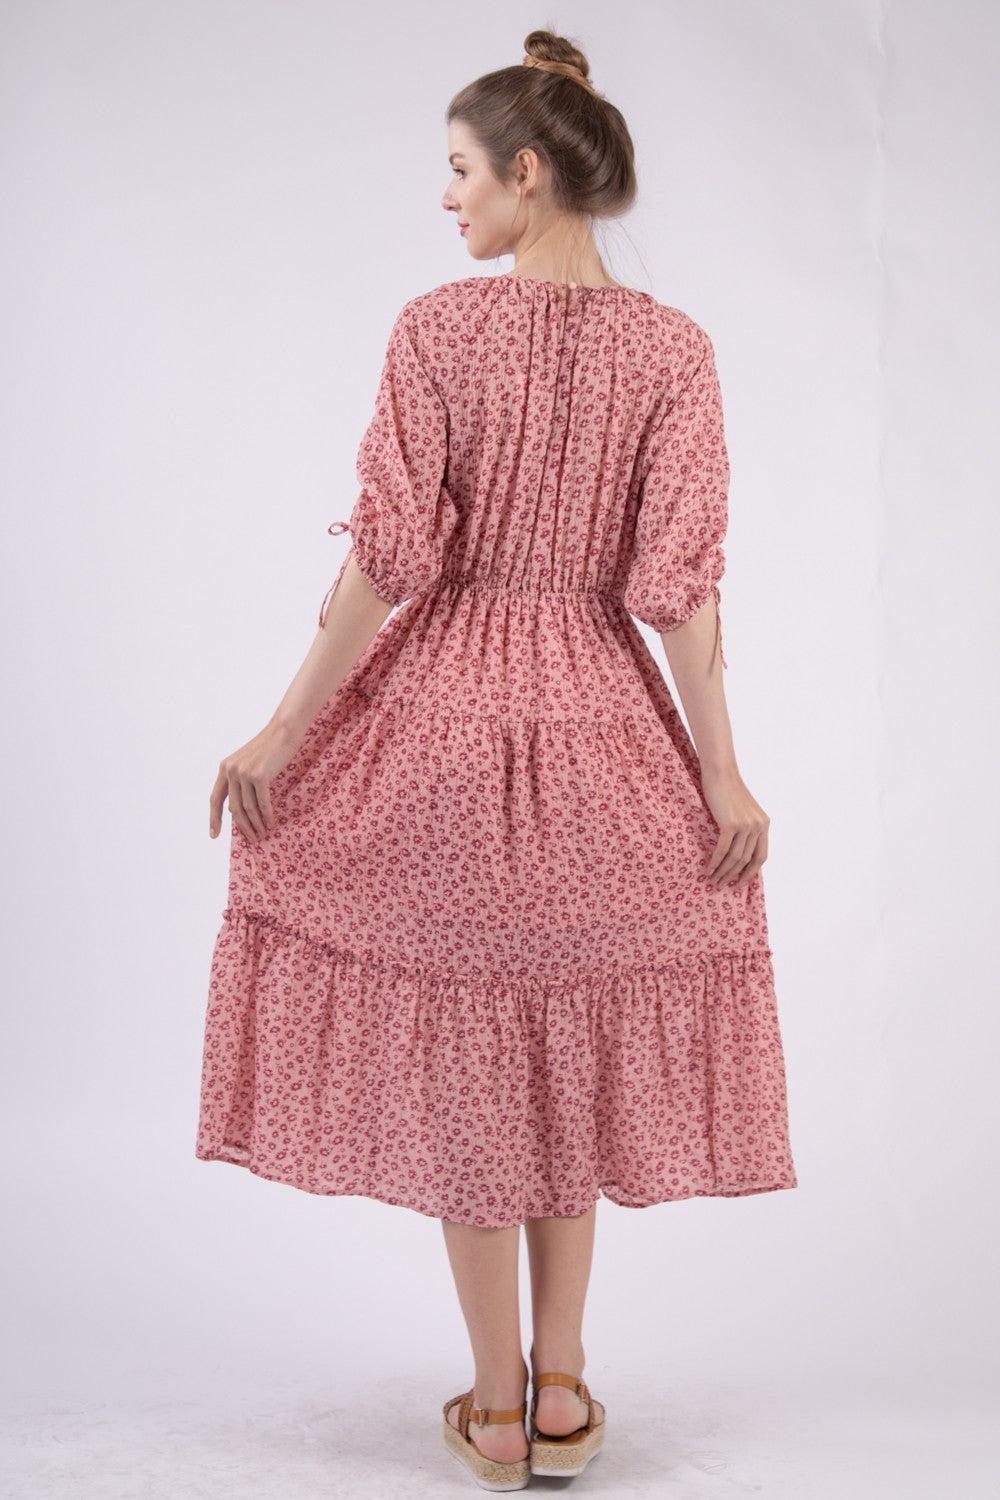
top-left (441, 1220), bottom-right (530, 1461)
top-left (524, 1204), bottom-right (606, 1435)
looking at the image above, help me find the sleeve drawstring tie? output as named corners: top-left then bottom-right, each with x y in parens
top-left (318, 520), bottom-right (351, 628)
top-left (711, 583), bottom-right (728, 670)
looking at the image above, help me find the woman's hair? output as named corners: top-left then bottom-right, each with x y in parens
top-left (446, 29), bottom-right (637, 219)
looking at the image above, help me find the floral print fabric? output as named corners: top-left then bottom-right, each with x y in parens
top-left (194, 275), bottom-right (797, 1227)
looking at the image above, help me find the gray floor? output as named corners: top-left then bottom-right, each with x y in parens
top-left (2, 1360), bottom-right (991, 1498)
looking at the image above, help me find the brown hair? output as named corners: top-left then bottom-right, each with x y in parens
top-left (446, 28), bottom-right (637, 219)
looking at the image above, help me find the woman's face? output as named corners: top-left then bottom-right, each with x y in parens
top-left (442, 120), bottom-right (523, 262)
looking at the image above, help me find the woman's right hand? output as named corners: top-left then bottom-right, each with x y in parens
top-left (209, 719), bottom-right (302, 843)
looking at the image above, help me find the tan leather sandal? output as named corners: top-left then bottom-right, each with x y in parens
top-left (529, 1371), bottom-right (606, 1477)
top-left (442, 1387), bottom-right (531, 1492)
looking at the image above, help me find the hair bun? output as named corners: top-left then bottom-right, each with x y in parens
top-left (522, 53), bottom-right (599, 96)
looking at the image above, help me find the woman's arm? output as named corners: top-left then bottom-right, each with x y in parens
top-left (208, 554), bottom-right (393, 842)
top-left (271, 554), bottom-right (393, 741)
top-left (659, 592), bottom-right (769, 888)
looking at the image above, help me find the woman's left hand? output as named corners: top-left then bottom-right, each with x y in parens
top-left (209, 719), bottom-right (301, 843)
top-left (699, 763), bottom-right (770, 888)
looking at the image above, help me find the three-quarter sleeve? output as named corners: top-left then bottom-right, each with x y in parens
top-left (623, 330), bottom-right (730, 667)
top-left (321, 304), bottom-right (460, 619)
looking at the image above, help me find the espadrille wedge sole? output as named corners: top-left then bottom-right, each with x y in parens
top-left (529, 1371), bottom-right (606, 1478)
top-left (442, 1388), bottom-right (530, 1492)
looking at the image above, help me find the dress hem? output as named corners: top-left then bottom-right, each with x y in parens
top-left (194, 1142), bottom-right (798, 1229)
top-left (195, 904), bottom-right (798, 1228)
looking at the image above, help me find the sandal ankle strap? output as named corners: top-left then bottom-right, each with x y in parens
top-left (450, 1388), bottom-right (527, 1437)
top-left (470, 1402), bottom-right (527, 1425)
top-left (532, 1371), bottom-right (589, 1404)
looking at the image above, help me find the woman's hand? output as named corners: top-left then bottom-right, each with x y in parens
top-left (699, 763), bottom-right (770, 887)
top-left (209, 719), bottom-right (301, 843)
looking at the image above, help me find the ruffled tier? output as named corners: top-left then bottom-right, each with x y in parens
top-left (195, 905), bottom-right (798, 1229)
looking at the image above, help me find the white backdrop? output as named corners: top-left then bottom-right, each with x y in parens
top-left (1, 2), bottom-right (996, 1495)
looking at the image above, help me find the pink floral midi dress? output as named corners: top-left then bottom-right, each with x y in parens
top-left (194, 273), bottom-right (798, 1228)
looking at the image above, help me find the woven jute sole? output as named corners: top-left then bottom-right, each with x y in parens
top-left (530, 1418), bottom-right (606, 1477)
top-left (442, 1414), bottom-right (531, 1492)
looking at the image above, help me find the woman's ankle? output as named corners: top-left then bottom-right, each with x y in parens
top-left (473, 1353), bottom-right (529, 1407)
top-left (529, 1340), bottom-right (586, 1378)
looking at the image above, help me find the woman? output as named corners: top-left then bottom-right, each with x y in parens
top-left (197, 30), bottom-right (797, 1492)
